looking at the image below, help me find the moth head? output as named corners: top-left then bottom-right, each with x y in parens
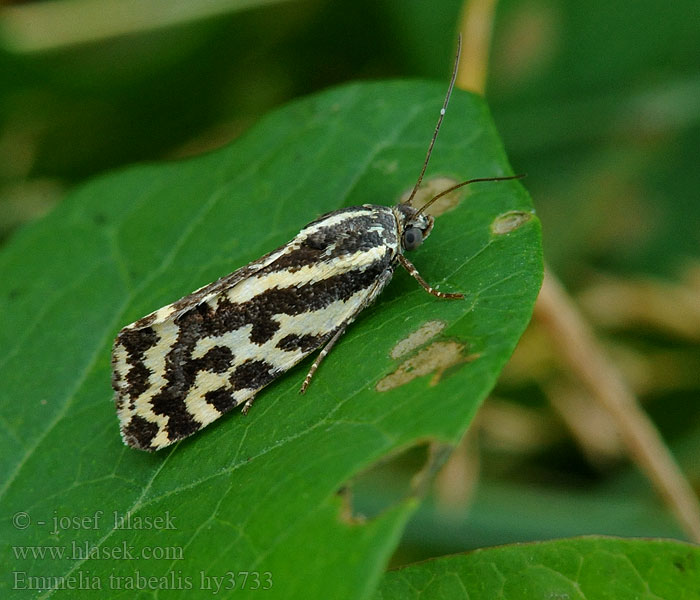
top-left (396, 204), bottom-right (435, 252)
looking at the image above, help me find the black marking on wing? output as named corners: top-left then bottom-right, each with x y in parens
top-left (148, 340), bottom-right (236, 442)
top-left (122, 415), bottom-right (160, 451)
top-left (230, 359), bottom-right (277, 391)
top-left (118, 326), bottom-right (159, 354)
top-left (116, 327), bottom-right (159, 399)
top-left (204, 388), bottom-right (236, 412)
top-left (150, 388), bottom-right (201, 442)
top-left (276, 333), bottom-right (328, 353)
top-left (251, 255), bottom-right (392, 319)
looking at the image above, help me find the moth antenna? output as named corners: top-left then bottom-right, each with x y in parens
top-left (403, 34), bottom-right (462, 207)
top-left (415, 174), bottom-right (526, 218)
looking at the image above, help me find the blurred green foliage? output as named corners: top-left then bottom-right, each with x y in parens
top-left (2, 0), bottom-right (698, 269)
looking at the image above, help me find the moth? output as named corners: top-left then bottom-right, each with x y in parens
top-left (111, 36), bottom-right (521, 451)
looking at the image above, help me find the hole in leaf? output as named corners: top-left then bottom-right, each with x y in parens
top-left (339, 441), bottom-right (454, 524)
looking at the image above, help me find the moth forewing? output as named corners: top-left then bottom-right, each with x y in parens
top-left (112, 205), bottom-right (403, 451)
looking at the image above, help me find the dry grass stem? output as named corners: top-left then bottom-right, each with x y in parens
top-left (535, 267), bottom-right (700, 542)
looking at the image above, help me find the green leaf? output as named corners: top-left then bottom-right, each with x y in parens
top-left (375, 537), bottom-right (700, 600)
top-left (0, 80), bottom-right (541, 599)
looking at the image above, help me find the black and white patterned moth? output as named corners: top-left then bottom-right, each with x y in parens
top-left (111, 36), bottom-right (522, 451)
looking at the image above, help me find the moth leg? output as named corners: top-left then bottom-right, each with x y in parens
top-left (299, 266), bottom-right (395, 395)
top-left (397, 253), bottom-right (463, 299)
top-left (241, 397), bottom-right (255, 415)
top-left (299, 326), bottom-right (347, 394)
top-left (242, 327), bottom-right (345, 411)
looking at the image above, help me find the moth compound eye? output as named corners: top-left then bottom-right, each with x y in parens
top-left (403, 227), bottom-right (423, 251)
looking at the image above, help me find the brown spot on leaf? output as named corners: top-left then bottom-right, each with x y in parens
top-left (400, 176), bottom-right (462, 217)
top-left (390, 320), bottom-right (446, 359)
top-left (491, 210), bottom-right (532, 235)
top-left (376, 341), bottom-right (476, 391)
